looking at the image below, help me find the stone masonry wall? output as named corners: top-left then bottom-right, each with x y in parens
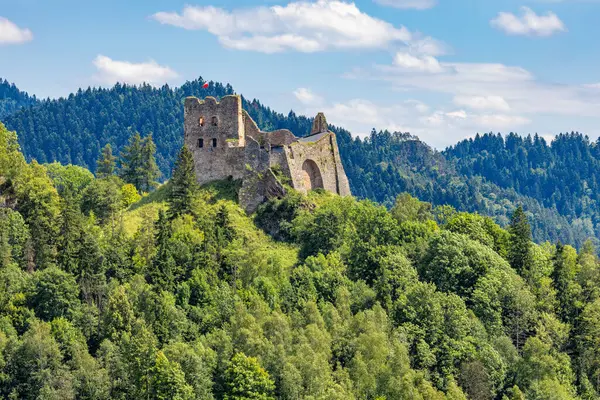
top-left (284, 133), bottom-right (351, 196)
top-left (184, 96), bottom-right (247, 185)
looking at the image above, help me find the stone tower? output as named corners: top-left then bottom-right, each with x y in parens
top-left (184, 95), bottom-right (351, 213)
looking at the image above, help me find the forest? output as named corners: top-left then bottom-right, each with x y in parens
top-left (3, 113), bottom-right (600, 399)
top-left (1, 78), bottom-right (599, 249)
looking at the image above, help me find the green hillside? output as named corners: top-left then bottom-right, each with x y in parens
top-left (3, 120), bottom-right (600, 399)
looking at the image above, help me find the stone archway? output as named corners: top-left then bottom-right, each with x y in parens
top-left (301, 159), bottom-right (324, 191)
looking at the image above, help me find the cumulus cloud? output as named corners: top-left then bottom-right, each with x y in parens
top-left (393, 52), bottom-right (444, 73)
top-left (373, 0), bottom-right (436, 10)
top-left (92, 55), bottom-right (179, 86)
top-left (337, 52), bottom-right (600, 146)
top-left (453, 95), bottom-right (511, 111)
top-left (0, 17), bottom-right (33, 45)
top-left (152, 1), bottom-right (442, 53)
top-left (491, 7), bottom-right (566, 37)
top-left (298, 96), bottom-right (530, 147)
top-left (368, 55), bottom-right (596, 117)
top-left (293, 88), bottom-right (323, 105)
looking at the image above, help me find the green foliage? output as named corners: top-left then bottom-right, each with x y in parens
top-left (28, 267), bottom-right (79, 321)
top-left (150, 351), bottom-right (194, 400)
top-left (168, 145), bottom-right (199, 219)
top-left (121, 183), bottom-right (141, 208)
top-left (419, 230), bottom-right (508, 297)
top-left (96, 144), bottom-right (116, 179)
top-left (14, 161), bottom-right (61, 268)
top-left (120, 132), bottom-right (160, 193)
top-left (2, 131), bottom-right (600, 399)
top-left (45, 162), bottom-right (94, 197)
top-left (81, 176), bottom-right (125, 223)
top-left (0, 78), bottom-right (37, 118)
top-left (224, 352), bottom-right (275, 400)
top-left (391, 192), bottom-right (432, 224)
top-left (509, 206), bottom-right (534, 274)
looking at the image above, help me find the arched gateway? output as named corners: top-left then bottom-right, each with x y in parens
top-left (301, 159), bottom-right (324, 191)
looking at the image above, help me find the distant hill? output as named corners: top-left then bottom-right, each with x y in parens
top-left (0, 78), bottom-right (37, 118)
top-left (0, 78), bottom-right (596, 248)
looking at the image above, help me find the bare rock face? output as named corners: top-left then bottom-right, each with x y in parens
top-left (184, 95), bottom-right (351, 213)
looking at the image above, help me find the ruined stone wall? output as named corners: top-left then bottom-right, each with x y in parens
top-left (242, 110), bottom-right (296, 147)
top-left (184, 96), bottom-right (247, 185)
top-left (284, 132), bottom-right (351, 196)
top-left (184, 95), bottom-right (350, 212)
top-left (239, 136), bottom-right (287, 213)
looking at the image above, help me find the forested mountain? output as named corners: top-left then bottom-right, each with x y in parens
top-left (0, 78), bottom-right (597, 248)
top-left (0, 79), bottom-right (37, 119)
top-left (338, 130), bottom-right (589, 248)
top-left (446, 132), bottom-right (600, 247)
top-left (4, 120), bottom-right (600, 399)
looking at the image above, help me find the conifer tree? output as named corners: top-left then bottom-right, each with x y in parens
top-left (57, 187), bottom-right (84, 274)
top-left (96, 143), bottom-right (116, 178)
top-left (119, 132), bottom-right (144, 191)
top-left (167, 146), bottom-right (198, 219)
top-left (150, 210), bottom-right (176, 291)
top-left (508, 205), bottom-right (533, 274)
top-left (140, 133), bottom-right (160, 193)
top-left (119, 132), bottom-right (160, 193)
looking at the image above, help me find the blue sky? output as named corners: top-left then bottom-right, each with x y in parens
top-left (2, 0), bottom-right (600, 148)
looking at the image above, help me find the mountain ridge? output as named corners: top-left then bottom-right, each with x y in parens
top-left (0, 78), bottom-right (596, 248)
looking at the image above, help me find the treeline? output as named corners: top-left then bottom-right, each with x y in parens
top-left (446, 132), bottom-right (600, 245)
top-left (338, 129), bottom-right (594, 248)
top-left (0, 79), bottom-right (37, 119)
top-left (1, 78), bottom-right (598, 248)
top-left (3, 121), bottom-right (600, 399)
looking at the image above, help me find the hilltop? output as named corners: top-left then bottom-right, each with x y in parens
top-left (0, 78), bottom-right (598, 248)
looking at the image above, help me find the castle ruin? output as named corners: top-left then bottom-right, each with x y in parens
top-left (184, 95), bottom-right (351, 213)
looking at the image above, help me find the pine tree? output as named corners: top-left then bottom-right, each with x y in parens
top-left (140, 133), bottom-right (160, 193)
top-left (508, 205), bottom-right (533, 274)
top-left (167, 146), bottom-right (198, 219)
top-left (150, 210), bottom-right (176, 290)
top-left (96, 143), bottom-right (116, 178)
top-left (119, 132), bottom-right (144, 191)
top-left (57, 187), bottom-right (84, 274)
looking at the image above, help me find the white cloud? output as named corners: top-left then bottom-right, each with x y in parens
top-left (299, 96), bottom-right (530, 147)
top-left (337, 52), bottom-right (600, 146)
top-left (453, 95), bottom-right (511, 111)
top-left (393, 52), bottom-right (444, 73)
top-left (152, 1), bottom-right (442, 53)
top-left (293, 88), bottom-right (323, 105)
top-left (0, 17), bottom-right (33, 45)
top-left (92, 55), bottom-right (179, 86)
top-left (369, 55), bottom-right (600, 118)
top-left (373, 0), bottom-right (437, 10)
top-left (491, 7), bottom-right (566, 37)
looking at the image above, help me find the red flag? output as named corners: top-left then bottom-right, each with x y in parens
top-left (203, 82), bottom-right (209, 89)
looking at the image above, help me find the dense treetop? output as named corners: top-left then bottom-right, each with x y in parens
top-left (2, 121), bottom-right (600, 399)
top-left (0, 78), bottom-right (37, 119)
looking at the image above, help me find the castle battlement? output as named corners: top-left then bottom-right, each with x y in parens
top-left (183, 95), bottom-right (351, 213)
